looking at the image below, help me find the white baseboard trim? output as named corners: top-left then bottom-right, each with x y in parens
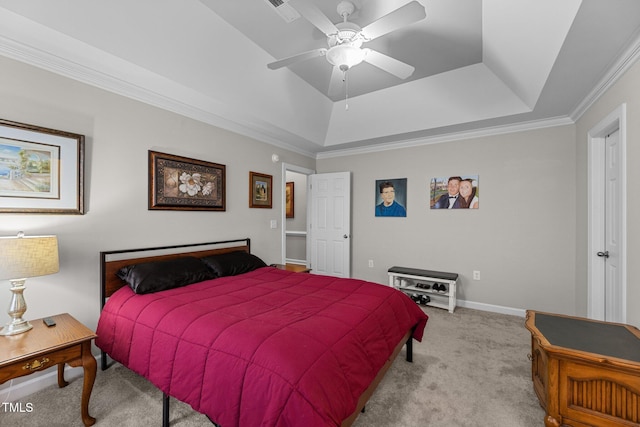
top-left (0, 354), bottom-right (103, 403)
top-left (457, 299), bottom-right (526, 318)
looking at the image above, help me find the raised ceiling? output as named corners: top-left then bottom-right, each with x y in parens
top-left (0, 0), bottom-right (639, 157)
top-left (204, 0), bottom-right (484, 101)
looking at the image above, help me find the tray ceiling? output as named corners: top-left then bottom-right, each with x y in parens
top-left (0, 0), bottom-right (639, 157)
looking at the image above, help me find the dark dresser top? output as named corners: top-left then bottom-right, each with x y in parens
top-left (535, 312), bottom-right (640, 363)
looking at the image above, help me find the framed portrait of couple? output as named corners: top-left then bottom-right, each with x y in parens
top-left (430, 175), bottom-right (479, 209)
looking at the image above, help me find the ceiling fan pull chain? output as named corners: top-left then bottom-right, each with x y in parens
top-left (345, 69), bottom-right (349, 111)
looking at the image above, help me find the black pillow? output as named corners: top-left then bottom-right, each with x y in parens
top-left (116, 256), bottom-right (216, 294)
top-left (201, 251), bottom-right (267, 277)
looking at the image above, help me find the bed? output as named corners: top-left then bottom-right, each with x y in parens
top-left (96, 238), bottom-right (428, 426)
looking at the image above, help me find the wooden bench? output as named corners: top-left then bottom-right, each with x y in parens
top-left (388, 267), bottom-right (459, 313)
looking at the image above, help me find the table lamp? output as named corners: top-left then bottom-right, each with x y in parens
top-left (0, 231), bottom-right (59, 336)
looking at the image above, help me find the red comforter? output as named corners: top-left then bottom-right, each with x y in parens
top-left (96, 267), bottom-right (428, 426)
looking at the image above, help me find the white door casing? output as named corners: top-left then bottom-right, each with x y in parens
top-left (309, 172), bottom-right (351, 277)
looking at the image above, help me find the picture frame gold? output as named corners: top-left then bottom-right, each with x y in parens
top-left (148, 150), bottom-right (225, 211)
top-left (286, 181), bottom-right (294, 218)
top-left (249, 171), bottom-right (272, 209)
top-left (0, 118), bottom-right (84, 214)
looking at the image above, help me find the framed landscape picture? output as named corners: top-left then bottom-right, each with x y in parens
top-left (249, 171), bottom-right (272, 208)
top-left (148, 150), bottom-right (226, 211)
top-left (0, 119), bottom-right (84, 214)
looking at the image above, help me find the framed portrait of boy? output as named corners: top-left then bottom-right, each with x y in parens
top-left (375, 178), bottom-right (407, 217)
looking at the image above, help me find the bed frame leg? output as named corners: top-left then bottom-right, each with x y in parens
top-left (163, 393), bottom-right (170, 427)
top-left (101, 351), bottom-right (108, 371)
top-left (406, 336), bottom-right (413, 363)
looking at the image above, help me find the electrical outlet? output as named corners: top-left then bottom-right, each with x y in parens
top-left (473, 270), bottom-right (481, 280)
top-left (368, 260), bottom-right (374, 268)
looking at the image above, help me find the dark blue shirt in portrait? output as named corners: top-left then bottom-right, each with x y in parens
top-left (375, 201), bottom-right (406, 217)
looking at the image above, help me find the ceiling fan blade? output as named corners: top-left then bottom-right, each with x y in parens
top-left (267, 48), bottom-right (327, 70)
top-left (361, 1), bottom-right (426, 41)
top-left (328, 65), bottom-right (345, 96)
top-left (288, 0), bottom-right (338, 36)
top-left (363, 49), bottom-right (415, 79)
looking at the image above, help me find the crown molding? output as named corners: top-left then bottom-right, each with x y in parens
top-left (316, 116), bottom-right (574, 159)
top-left (0, 33), bottom-right (318, 159)
top-left (570, 31), bottom-right (640, 121)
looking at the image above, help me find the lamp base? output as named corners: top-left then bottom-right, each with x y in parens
top-left (0, 318), bottom-right (33, 336)
top-left (0, 278), bottom-right (33, 336)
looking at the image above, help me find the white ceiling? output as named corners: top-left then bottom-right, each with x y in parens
top-left (0, 0), bottom-right (639, 158)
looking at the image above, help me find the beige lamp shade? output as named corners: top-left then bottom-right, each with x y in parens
top-left (0, 234), bottom-right (59, 280)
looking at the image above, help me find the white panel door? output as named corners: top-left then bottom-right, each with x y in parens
top-left (309, 172), bottom-right (351, 277)
top-left (588, 105), bottom-right (626, 323)
top-left (603, 130), bottom-right (624, 322)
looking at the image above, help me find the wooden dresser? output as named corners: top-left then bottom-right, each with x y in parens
top-left (525, 310), bottom-right (640, 427)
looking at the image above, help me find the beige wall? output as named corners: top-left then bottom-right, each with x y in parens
top-left (575, 60), bottom-right (640, 327)
top-left (0, 56), bottom-right (314, 334)
top-left (318, 125), bottom-right (578, 315)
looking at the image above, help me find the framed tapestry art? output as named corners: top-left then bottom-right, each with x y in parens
top-left (148, 150), bottom-right (225, 211)
top-left (286, 181), bottom-right (294, 218)
top-left (249, 171), bottom-right (272, 208)
top-left (0, 119), bottom-right (84, 214)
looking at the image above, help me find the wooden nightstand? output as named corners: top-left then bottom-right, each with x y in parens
top-left (0, 313), bottom-right (97, 426)
top-left (270, 263), bottom-right (312, 273)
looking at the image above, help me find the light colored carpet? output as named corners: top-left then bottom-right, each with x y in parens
top-left (1, 307), bottom-right (545, 426)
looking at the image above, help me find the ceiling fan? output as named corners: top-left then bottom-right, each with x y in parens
top-left (267, 0), bottom-right (427, 96)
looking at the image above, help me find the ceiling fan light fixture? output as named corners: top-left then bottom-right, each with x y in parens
top-left (326, 44), bottom-right (367, 69)
top-left (337, 29), bottom-right (358, 41)
top-left (328, 22), bottom-right (363, 46)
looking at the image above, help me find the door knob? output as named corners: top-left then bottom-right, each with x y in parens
top-left (343, 234), bottom-right (349, 239)
top-left (597, 251), bottom-right (609, 258)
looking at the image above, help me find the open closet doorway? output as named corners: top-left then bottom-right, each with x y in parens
top-left (281, 163), bottom-right (314, 268)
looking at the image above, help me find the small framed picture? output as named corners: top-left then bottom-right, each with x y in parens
top-left (148, 150), bottom-right (226, 211)
top-left (0, 119), bottom-right (84, 214)
top-left (249, 171), bottom-right (272, 208)
top-left (286, 182), bottom-right (294, 218)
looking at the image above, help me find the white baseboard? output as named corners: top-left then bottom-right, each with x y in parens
top-left (457, 299), bottom-right (526, 317)
top-left (0, 354), bottom-right (103, 403)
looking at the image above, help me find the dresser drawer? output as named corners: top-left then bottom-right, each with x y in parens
top-left (0, 344), bottom-right (81, 383)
